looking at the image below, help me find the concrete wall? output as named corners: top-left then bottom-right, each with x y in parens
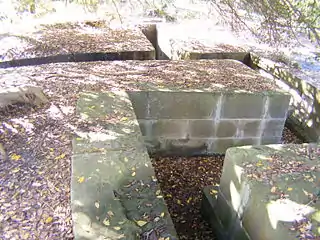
top-left (251, 53), bottom-right (320, 142)
top-left (156, 23), bottom-right (250, 63)
top-left (128, 91), bottom-right (291, 155)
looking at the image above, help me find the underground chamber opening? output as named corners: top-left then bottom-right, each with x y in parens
top-left (141, 126), bottom-right (303, 239)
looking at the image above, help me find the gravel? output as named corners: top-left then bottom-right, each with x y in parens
top-left (151, 126), bottom-right (304, 240)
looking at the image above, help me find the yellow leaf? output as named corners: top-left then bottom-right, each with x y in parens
top-left (156, 190), bottom-right (161, 195)
top-left (287, 187), bottom-right (293, 191)
top-left (113, 226), bottom-right (121, 230)
top-left (45, 217), bottom-right (53, 224)
top-left (124, 157), bottom-right (128, 162)
top-left (120, 117), bottom-right (128, 122)
top-left (103, 219), bottom-right (110, 226)
top-left (95, 201), bottom-right (99, 208)
top-left (49, 148), bottom-right (54, 152)
top-left (160, 212), bottom-right (165, 218)
top-left (166, 194), bottom-right (172, 198)
top-left (11, 167), bottom-right (20, 173)
top-left (55, 153), bottom-right (66, 160)
top-left (256, 161), bottom-right (263, 167)
top-left (177, 199), bottom-right (182, 205)
top-left (271, 186), bottom-right (277, 193)
top-left (187, 197), bottom-right (192, 204)
top-left (136, 220), bottom-right (147, 227)
top-left (77, 176), bottom-right (85, 183)
top-left (131, 172), bottom-right (136, 177)
top-left (210, 189), bottom-right (218, 195)
top-left (11, 153), bottom-right (21, 161)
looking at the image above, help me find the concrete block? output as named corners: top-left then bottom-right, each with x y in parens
top-left (216, 120), bottom-right (238, 138)
top-left (221, 93), bottom-right (265, 119)
top-left (201, 186), bottom-right (229, 240)
top-left (201, 186), bottom-right (250, 240)
top-left (128, 91), bottom-right (149, 119)
top-left (148, 91), bottom-right (222, 119)
top-left (192, 52), bottom-right (248, 62)
top-left (208, 138), bottom-right (235, 154)
top-left (150, 119), bottom-right (189, 138)
top-left (188, 119), bottom-right (216, 138)
top-left (233, 138), bottom-right (260, 147)
top-left (156, 23), bottom-right (248, 61)
top-left (144, 137), bottom-right (210, 156)
top-left (238, 120), bottom-right (261, 137)
top-left (267, 94), bottom-right (291, 118)
top-left (218, 144), bottom-right (320, 240)
top-left (260, 137), bottom-right (282, 145)
top-left (137, 119), bottom-right (151, 136)
top-left (0, 23), bottom-right (155, 67)
top-left (262, 120), bottom-right (286, 137)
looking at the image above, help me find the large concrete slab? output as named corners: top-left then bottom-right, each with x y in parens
top-left (0, 59), bottom-right (280, 93)
top-left (130, 91), bottom-right (291, 155)
top-left (156, 23), bottom-right (249, 62)
top-left (0, 21), bottom-right (155, 67)
top-left (72, 91), bottom-right (177, 240)
top-left (251, 53), bottom-right (320, 142)
top-left (205, 144), bottom-right (320, 240)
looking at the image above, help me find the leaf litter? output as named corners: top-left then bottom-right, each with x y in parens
top-left (0, 39), bottom-right (303, 239)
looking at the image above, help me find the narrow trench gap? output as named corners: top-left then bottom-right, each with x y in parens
top-left (141, 124), bottom-right (303, 240)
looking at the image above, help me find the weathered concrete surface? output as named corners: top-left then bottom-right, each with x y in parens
top-left (72, 91), bottom-right (177, 240)
top-left (0, 59), bottom-right (279, 93)
top-left (206, 144), bottom-right (320, 240)
top-left (201, 185), bottom-right (250, 240)
top-left (156, 23), bottom-right (249, 62)
top-left (129, 91), bottom-right (291, 155)
top-left (0, 85), bottom-right (48, 109)
top-left (0, 21), bottom-right (155, 68)
top-left (251, 53), bottom-right (320, 142)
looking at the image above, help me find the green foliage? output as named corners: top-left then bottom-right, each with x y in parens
top-left (213, 0), bottom-right (320, 47)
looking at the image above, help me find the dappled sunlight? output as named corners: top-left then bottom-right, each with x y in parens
top-left (267, 198), bottom-right (316, 230)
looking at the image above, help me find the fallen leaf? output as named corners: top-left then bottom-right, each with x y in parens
top-left (11, 167), bottom-right (20, 173)
top-left (45, 216), bottom-right (53, 224)
top-left (55, 153), bottom-right (66, 160)
top-left (256, 161), bottom-right (263, 167)
top-left (131, 172), bottom-right (136, 177)
top-left (120, 117), bottom-right (128, 122)
top-left (103, 219), bottom-right (110, 226)
top-left (136, 220), bottom-right (147, 227)
top-left (271, 186), bottom-right (277, 193)
top-left (113, 226), bottom-right (121, 230)
top-left (156, 190), bottom-right (161, 195)
top-left (160, 212), bottom-right (165, 218)
top-left (210, 189), bottom-right (218, 195)
top-left (11, 153), bottom-right (21, 161)
top-left (124, 157), bottom-right (128, 162)
top-left (187, 197), bottom-right (192, 204)
top-left (95, 201), bottom-right (99, 208)
top-left (287, 187), bottom-right (293, 191)
top-left (77, 176), bottom-right (85, 183)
